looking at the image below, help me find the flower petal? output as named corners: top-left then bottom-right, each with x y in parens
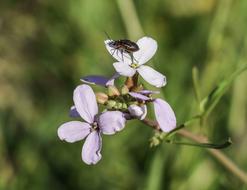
top-left (128, 92), bottom-right (150, 101)
top-left (134, 37), bottom-right (157, 65)
top-left (73, 85), bottom-right (98, 124)
top-left (57, 121), bottom-right (91, 143)
top-left (113, 62), bottom-right (136, 77)
top-left (139, 90), bottom-right (160, 95)
top-left (98, 111), bottom-right (126, 135)
top-left (153, 99), bottom-right (176, 132)
top-left (128, 105), bottom-right (147, 120)
top-left (82, 131), bottom-right (102, 165)
top-left (106, 73), bottom-right (120, 86)
top-left (104, 40), bottom-right (132, 64)
top-left (69, 106), bottom-right (80, 118)
top-left (137, 65), bottom-right (166, 88)
top-left (80, 75), bottom-right (110, 86)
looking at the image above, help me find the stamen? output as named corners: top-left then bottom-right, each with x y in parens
top-left (130, 63), bottom-right (138, 68)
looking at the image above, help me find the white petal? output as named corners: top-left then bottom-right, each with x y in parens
top-left (73, 85), bottom-right (98, 124)
top-left (98, 111), bottom-right (126, 135)
top-left (128, 105), bottom-right (147, 120)
top-left (137, 65), bottom-right (166, 88)
top-left (134, 37), bottom-right (157, 65)
top-left (104, 40), bottom-right (132, 64)
top-left (153, 99), bottom-right (176, 132)
top-left (113, 62), bottom-right (136, 77)
top-left (57, 121), bottom-right (91, 143)
top-left (140, 105), bottom-right (147, 120)
top-left (82, 131), bottom-right (102, 165)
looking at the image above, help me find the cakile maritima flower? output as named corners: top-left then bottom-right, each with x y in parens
top-left (57, 36), bottom-right (176, 165)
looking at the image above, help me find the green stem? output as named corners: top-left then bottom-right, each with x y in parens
top-left (142, 118), bottom-right (247, 184)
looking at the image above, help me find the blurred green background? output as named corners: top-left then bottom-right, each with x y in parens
top-left (0, 0), bottom-right (247, 189)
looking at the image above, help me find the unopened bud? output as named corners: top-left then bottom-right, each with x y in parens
top-left (114, 102), bottom-right (123, 109)
top-left (106, 100), bottom-right (116, 109)
top-left (96, 92), bottom-right (108, 104)
top-left (122, 103), bottom-right (128, 109)
top-left (108, 85), bottom-right (120, 97)
top-left (121, 85), bottom-right (129, 95)
top-left (131, 84), bottom-right (143, 92)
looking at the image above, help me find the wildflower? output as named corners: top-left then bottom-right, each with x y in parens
top-left (129, 91), bottom-right (176, 132)
top-left (105, 37), bottom-right (166, 88)
top-left (58, 84), bottom-right (126, 165)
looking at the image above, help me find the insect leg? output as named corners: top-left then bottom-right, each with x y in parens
top-left (121, 50), bottom-right (124, 62)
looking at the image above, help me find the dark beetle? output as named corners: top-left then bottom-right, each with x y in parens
top-left (107, 39), bottom-right (139, 62)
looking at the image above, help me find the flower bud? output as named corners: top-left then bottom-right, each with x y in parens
top-left (128, 104), bottom-right (147, 120)
top-left (131, 84), bottom-right (144, 92)
top-left (121, 85), bottom-right (129, 95)
top-left (108, 85), bottom-right (120, 97)
top-left (96, 92), bottom-right (108, 104)
top-left (122, 103), bottom-right (128, 109)
top-left (114, 102), bottom-right (123, 109)
top-left (106, 100), bottom-right (116, 109)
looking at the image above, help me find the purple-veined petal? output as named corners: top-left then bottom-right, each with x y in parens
top-left (129, 92), bottom-right (150, 101)
top-left (80, 75), bottom-right (110, 86)
top-left (113, 62), bottom-right (136, 77)
top-left (137, 65), bottom-right (166, 88)
top-left (82, 131), bottom-right (102, 165)
top-left (153, 99), bottom-right (176, 132)
top-left (104, 40), bottom-right (132, 64)
top-left (128, 105), bottom-right (147, 120)
top-left (73, 85), bottom-right (98, 124)
top-left (57, 121), bottom-right (91, 143)
top-left (134, 37), bottom-right (157, 65)
top-left (69, 106), bottom-right (80, 118)
top-left (98, 111), bottom-right (126, 135)
top-left (139, 90), bottom-right (160, 95)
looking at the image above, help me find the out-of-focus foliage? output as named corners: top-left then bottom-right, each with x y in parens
top-left (0, 0), bottom-right (246, 189)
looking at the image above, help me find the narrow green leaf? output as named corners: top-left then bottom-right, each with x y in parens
top-left (200, 64), bottom-right (247, 117)
top-left (192, 66), bottom-right (201, 104)
top-left (165, 138), bottom-right (232, 149)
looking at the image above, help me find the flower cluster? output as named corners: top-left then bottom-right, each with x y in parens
top-left (57, 37), bottom-right (176, 165)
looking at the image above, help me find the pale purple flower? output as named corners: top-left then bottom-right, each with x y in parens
top-left (128, 104), bottom-right (147, 120)
top-left (128, 91), bottom-right (176, 132)
top-left (58, 84), bottom-right (126, 165)
top-left (105, 37), bottom-right (166, 88)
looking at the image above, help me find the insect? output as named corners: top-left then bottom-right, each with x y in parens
top-left (105, 33), bottom-right (139, 62)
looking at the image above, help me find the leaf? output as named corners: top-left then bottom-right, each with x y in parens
top-left (165, 138), bottom-right (232, 149)
top-left (200, 64), bottom-right (247, 117)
